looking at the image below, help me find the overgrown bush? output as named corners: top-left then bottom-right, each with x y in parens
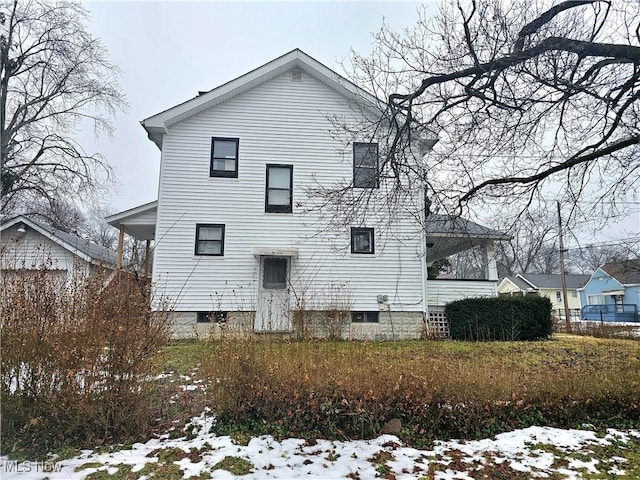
top-left (446, 296), bottom-right (553, 341)
top-left (200, 338), bottom-right (640, 445)
top-left (1, 268), bottom-right (171, 456)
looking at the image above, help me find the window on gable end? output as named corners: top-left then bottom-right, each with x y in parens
top-left (210, 137), bottom-right (239, 177)
top-left (265, 164), bottom-right (293, 213)
top-left (195, 224), bottom-right (225, 256)
top-left (351, 227), bottom-right (374, 254)
top-left (353, 142), bottom-right (379, 188)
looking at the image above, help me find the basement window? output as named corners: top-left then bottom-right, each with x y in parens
top-left (351, 311), bottom-right (379, 323)
top-left (197, 311), bottom-right (228, 323)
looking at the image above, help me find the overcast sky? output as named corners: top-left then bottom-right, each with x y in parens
top-left (80, 1), bottom-right (637, 244)
top-left (81, 1), bottom-right (426, 210)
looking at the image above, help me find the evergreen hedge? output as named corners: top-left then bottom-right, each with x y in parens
top-left (445, 296), bottom-right (553, 341)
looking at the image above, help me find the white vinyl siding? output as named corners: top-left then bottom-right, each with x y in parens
top-left (427, 280), bottom-right (498, 306)
top-left (0, 226), bottom-right (92, 280)
top-left (152, 71), bottom-right (423, 313)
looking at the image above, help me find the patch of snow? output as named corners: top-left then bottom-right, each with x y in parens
top-left (0, 413), bottom-right (637, 480)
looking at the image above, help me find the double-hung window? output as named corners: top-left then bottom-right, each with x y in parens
top-left (351, 227), bottom-right (374, 254)
top-left (265, 164), bottom-right (293, 213)
top-left (210, 137), bottom-right (239, 177)
top-left (353, 142), bottom-right (379, 188)
top-left (195, 224), bottom-right (225, 256)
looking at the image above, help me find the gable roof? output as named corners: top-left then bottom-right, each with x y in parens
top-left (1, 216), bottom-right (116, 266)
top-left (500, 275), bottom-right (534, 291)
top-left (141, 49), bottom-right (437, 150)
top-left (517, 273), bottom-right (591, 290)
top-left (601, 259), bottom-right (640, 285)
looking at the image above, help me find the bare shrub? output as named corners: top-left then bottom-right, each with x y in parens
top-left (554, 318), bottom-right (640, 340)
top-left (201, 337), bottom-right (640, 444)
top-left (0, 268), bottom-right (170, 455)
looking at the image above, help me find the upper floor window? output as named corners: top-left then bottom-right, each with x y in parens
top-left (210, 137), bottom-right (239, 177)
top-left (265, 164), bottom-right (293, 213)
top-left (353, 142), bottom-right (379, 188)
top-left (351, 227), bottom-right (374, 254)
top-left (195, 224), bottom-right (225, 256)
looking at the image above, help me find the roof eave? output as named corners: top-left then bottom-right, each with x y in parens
top-left (1, 216), bottom-right (96, 264)
top-left (426, 232), bottom-right (511, 241)
top-left (106, 200), bottom-right (158, 227)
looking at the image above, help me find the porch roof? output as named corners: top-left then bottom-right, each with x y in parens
top-left (425, 215), bottom-right (510, 262)
top-left (106, 201), bottom-right (157, 241)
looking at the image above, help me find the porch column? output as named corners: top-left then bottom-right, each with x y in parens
top-left (143, 240), bottom-right (151, 277)
top-left (116, 224), bottom-right (125, 270)
top-left (482, 241), bottom-right (498, 281)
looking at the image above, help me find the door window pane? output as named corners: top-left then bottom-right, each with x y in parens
top-left (263, 257), bottom-right (287, 289)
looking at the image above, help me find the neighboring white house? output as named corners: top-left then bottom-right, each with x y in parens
top-left (498, 273), bottom-right (590, 314)
top-left (1, 215), bottom-right (116, 282)
top-left (107, 49), bottom-right (509, 339)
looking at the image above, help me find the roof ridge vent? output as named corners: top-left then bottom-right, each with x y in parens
top-left (291, 68), bottom-right (303, 82)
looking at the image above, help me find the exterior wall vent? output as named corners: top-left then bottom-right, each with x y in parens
top-left (291, 68), bottom-right (303, 82)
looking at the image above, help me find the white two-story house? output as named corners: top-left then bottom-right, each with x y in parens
top-left (107, 49), bottom-right (508, 339)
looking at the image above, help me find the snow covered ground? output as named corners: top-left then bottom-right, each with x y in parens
top-left (2, 410), bottom-right (638, 479)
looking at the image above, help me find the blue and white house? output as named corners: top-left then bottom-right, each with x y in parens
top-left (579, 259), bottom-right (640, 322)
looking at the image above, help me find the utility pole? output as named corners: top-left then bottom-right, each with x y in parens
top-left (557, 201), bottom-right (571, 332)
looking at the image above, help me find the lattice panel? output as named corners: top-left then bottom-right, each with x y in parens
top-left (426, 308), bottom-right (450, 339)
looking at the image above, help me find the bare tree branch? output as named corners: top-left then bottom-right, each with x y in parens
top-left (0, 0), bottom-right (127, 212)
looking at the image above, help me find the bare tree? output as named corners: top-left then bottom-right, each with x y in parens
top-left (84, 204), bottom-right (118, 249)
top-left (494, 210), bottom-right (560, 276)
top-left (568, 239), bottom-right (640, 273)
top-left (448, 208), bottom-right (561, 277)
top-left (340, 0), bottom-right (640, 223)
top-left (25, 196), bottom-right (87, 234)
top-left (0, 0), bottom-right (126, 212)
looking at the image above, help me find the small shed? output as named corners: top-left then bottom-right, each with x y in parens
top-left (1, 215), bottom-right (116, 281)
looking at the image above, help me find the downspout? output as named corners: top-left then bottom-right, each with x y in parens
top-left (416, 133), bottom-right (438, 329)
top-left (420, 183), bottom-right (429, 325)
